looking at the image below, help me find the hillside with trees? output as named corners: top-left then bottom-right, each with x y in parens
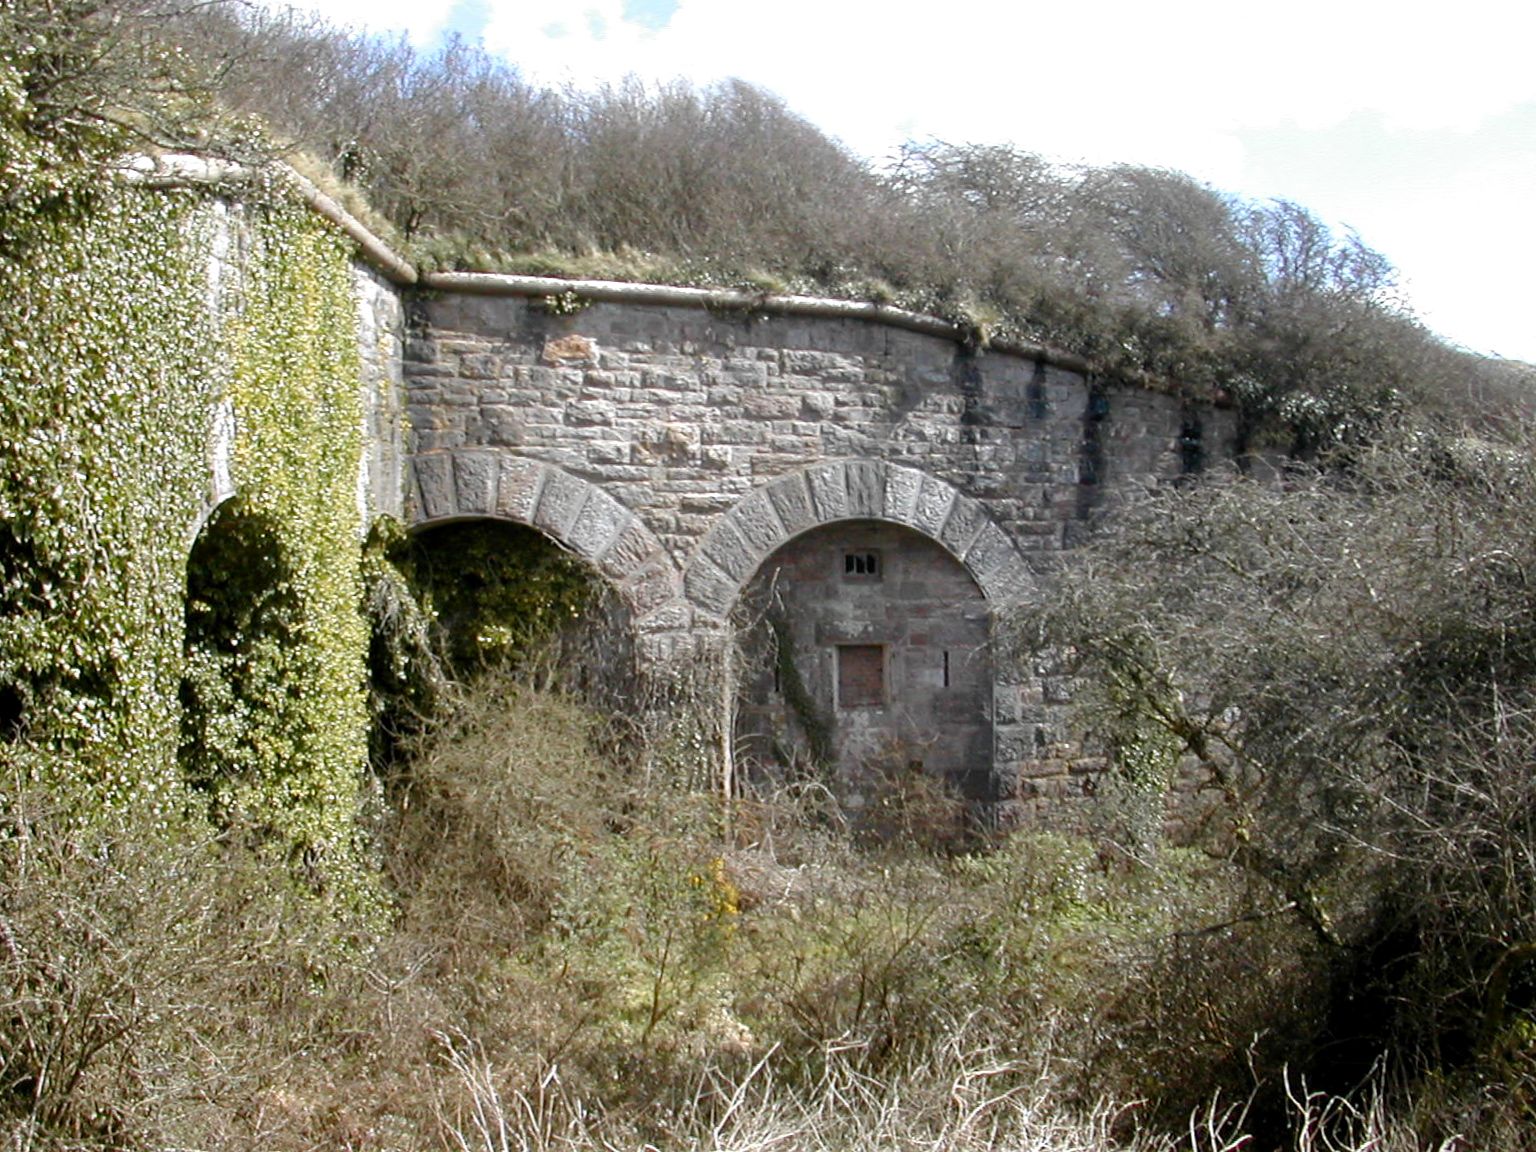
top-left (4, 1), bottom-right (1536, 1149)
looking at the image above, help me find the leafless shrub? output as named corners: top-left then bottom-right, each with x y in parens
top-left (1030, 431), bottom-right (1536, 1130)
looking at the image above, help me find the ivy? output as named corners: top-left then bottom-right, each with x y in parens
top-left (0, 186), bottom-right (219, 814)
top-left (200, 199), bottom-right (375, 905)
top-left (1, 158), bottom-right (378, 909)
top-left (403, 520), bottom-right (593, 674)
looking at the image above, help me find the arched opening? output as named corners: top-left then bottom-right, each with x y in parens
top-left (179, 498), bottom-right (303, 817)
top-left (399, 518), bottom-right (636, 701)
top-left (733, 520), bottom-right (993, 817)
top-left (404, 520), bottom-right (598, 673)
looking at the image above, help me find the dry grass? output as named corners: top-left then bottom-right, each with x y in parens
top-left (2, 672), bottom-right (1525, 1149)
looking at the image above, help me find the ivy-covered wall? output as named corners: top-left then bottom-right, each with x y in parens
top-left (0, 177), bottom-right (376, 896)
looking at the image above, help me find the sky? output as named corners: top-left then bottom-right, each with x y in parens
top-left (268, 0), bottom-right (1535, 364)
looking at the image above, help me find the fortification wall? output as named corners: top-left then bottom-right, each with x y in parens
top-left (400, 286), bottom-right (1239, 824)
top-left (404, 293), bottom-right (1233, 570)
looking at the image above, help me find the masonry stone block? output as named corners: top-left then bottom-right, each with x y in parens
top-left (626, 560), bottom-right (680, 618)
top-left (701, 519), bottom-right (754, 582)
top-left (683, 556), bottom-right (738, 620)
top-left (989, 764), bottom-right (1022, 796)
top-left (566, 489), bottom-right (632, 562)
top-left (495, 456), bottom-right (544, 522)
top-left (634, 598), bottom-right (691, 633)
top-left (636, 629), bottom-right (692, 665)
top-left (533, 468), bottom-right (589, 540)
top-left (910, 472), bottom-right (956, 538)
top-left (729, 492), bottom-right (787, 559)
top-left (801, 391), bottom-right (836, 418)
top-left (566, 399), bottom-right (615, 426)
top-left (882, 465), bottom-right (923, 527)
top-left (844, 460), bottom-right (886, 518)
top-left (994, 726), bottom-right (1041, 763)
top-left (938, 494), bottom-right (987, 558)
top-left (412, 454), bottom-right (456, 521)
top-left (978, 557), bottom-right (1035, 608)
top-left (542, 333), bottom-right (597, 365)
top-left (962, 522), bottom-right (1017, 583)
top-left (452, 451), bottom-right (497, 514)
top-left (599, 519), bottom-right (664, 581)
top-left (767, 474), bottom-right (817, 537)
top-left (806, 461), bottom-right (849, 522)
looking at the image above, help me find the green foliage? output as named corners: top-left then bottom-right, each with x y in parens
top-left (1, 115), bottom-right (375, 900)
top-left (208, 200), bottom-right (373, 896)
top-left (0, 186), bottom-right (219, 813)
top-left (403, 521), bottom-right (594, 674)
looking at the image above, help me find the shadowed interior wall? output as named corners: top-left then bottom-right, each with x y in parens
top-left (735, 521), bottom-right (992, 806)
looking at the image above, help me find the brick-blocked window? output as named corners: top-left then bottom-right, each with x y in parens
top-left (837, 644), bottom-right (885, 708)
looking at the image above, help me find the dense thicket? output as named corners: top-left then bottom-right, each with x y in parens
top-left (1029, 436), bottom-right (1536, 1139)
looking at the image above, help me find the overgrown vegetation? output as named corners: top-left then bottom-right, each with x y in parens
top-left (1028, 434), bottom-right (1536, 1143)
top-left (0, 671), bottom-right (1389, 1150)
top-left (6, 0), bottom-right (1536, 1148)
top-left (2, 0), bottom-right (375, 893)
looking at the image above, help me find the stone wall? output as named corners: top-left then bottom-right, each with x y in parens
top-left (399, 287), bottom-right (1239, 824)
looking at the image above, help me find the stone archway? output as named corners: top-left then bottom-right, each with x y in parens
top-left (681, 460), bottom-right (1034, 624)
top-left (733, 519), bottom-right (995, 807)
top-left (407, 449), bottom-right (681, 627)
top-left (685, 461), bottom-right (1037, 813)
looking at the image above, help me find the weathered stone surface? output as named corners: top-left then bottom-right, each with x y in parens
top-left (844, 459), bottom-right (885, 518)
top-left (533, 468), bottom-right (590, 540)
top-left (542, 333), bottom-right (597, 364)
top-left (412, 454), bottom-right (455, 520)
top-left (961, 522), bottom-right (1017, 583)
top-left (805, 461), bottom-right (849, 522)
top-left (700, 518), bottom-right (755, 583)
top-left (936, 493), bottom-right (986, 558)
top-left (978, 558), bottom-right (1036, 608)
top-left (728, 491), bottom-right (786, 558)
top-left (399, 288), bottom-right (1237, 825)
top-left (452, 451), bottom-right (497, 514)
top-left (566, 489), bottom-right (632, 561)
top-left (767, 474), bottom-right (817, 536)
top-left (495, 455), bottom-right (544, 522)
top-left (683, 556), bottom-right (738, 620)
top-left (634, 598), bottom-right (692, 633)
top-left (626, 560), bottom-right (680, 617)
top-left (598, 518), bottom-right (663, 580)
top-left (883, 465), bottom-right (923, 527)
top-left (910, 472), bottom-right (956, 538)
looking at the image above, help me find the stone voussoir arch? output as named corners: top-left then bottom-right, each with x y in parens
top-left (682, 459), bottom-right (1035, 623)
top-left (407, 448), bottom-right (681, 624)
